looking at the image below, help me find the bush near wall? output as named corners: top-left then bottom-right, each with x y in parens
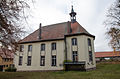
top-left (5, 67), bottom-right (17, 72)
top-left (63, 60), bottom-right (72, 70)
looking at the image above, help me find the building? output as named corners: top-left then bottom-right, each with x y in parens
top-left (14, 6), bottom-right (96, 71)
top-left (95, 51), bottom-right (120, 62)
top-left (0, 48), bottom-right (14, 71)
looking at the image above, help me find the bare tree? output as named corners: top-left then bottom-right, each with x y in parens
top-left (107, 28), bottom-right (120, 49)
top-left (0, 0), bottom-right (29, 52)
top-left (105, 0), bottom-right (120, 50)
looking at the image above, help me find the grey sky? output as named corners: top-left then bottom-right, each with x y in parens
top-left (25, 0), bottom-right (116, 52)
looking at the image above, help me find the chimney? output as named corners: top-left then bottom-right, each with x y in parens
top-left (39, 23), bottom-right (42, 39)
top-left (67, 21), bottom-right (72, 33)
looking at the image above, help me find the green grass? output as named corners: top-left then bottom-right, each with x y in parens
top-left (0, 63), bottom-right (120, 79)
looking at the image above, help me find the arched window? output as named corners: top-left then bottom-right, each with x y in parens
top-left (87, 38), bottom-right (93, 62)
top-left (52, 43), bottom-right (56, 50)
top-left (28, 45), bottom-right (32, 52)
top-left (41, 44), bottom-right (45, 51)
top-left (72, 38), bottom-right (77, 45)
top-left (20, 45), bottom-right (24, 52)
top-left (88, 38), bottom-right (91, 46)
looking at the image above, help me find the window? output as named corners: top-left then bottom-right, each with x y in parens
top-left (6, 65), bottom-right (8, 67)
top-left (51, 55), bottom-right (56, 66)
top-left (18, 56), bottom-right (23, 66)
top-left (28, 45), bottom-right (32, 52)
top-left (10, 64), bottom-right (14, 67)
top-left (72, 51), bottom-right (78, 62)
top-left (3, 65), bottom-right (5, 67)
top-left (87, 38), bottom-right (93, 62)
top-left (20, 45), bottom-right (24, 52)
top-left (6, 58), bottom-right (9, 62)
top-left (88, 38), bottom-right (91, 46)
top-left (41, 44), bottom-right (45, 51)
top-left (52, 43), bottom-right (56, 50)
top-left (4, 58), bottom-right (6, 62)
top-left (40, 56), bottom-right (45, 66)
top-left (27, 56), bottom-right (31, 66)
top-left (72, 38), bottom-right (77, 45)
top-left (89, 51), bottom-right (93, 62)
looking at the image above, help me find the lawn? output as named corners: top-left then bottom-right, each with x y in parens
top-left (0, 62), bottom-right (120, 79)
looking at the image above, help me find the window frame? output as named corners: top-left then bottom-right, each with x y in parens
top-left (88, 38), bottom-right (91, 46)
top-left (27, 56), bottom-right (32, 66)
top-left (87, 38), bottom-right (93, 62)
top-left (89, 51), bottom-right (93, 62)
top-left (51, 55), bottom-right (56, 66)
top-left (72, 51), bottom-right (78, 62)
top-left (20, 45), bottom-right (24, 52)
top-left (52, 43), bottom-right (56, 50)
top-left (40, 56), bottom-right (45, 66)
top-left (18, 56), bottom-right (23, 66)
top-left (41, 44), bottom-right (45, 51)
top-left (72, 38), bottom-right (77, 45)
top-left (28, 45), bottom-right (32, 52)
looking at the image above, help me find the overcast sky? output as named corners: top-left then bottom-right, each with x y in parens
top-left (24, 0), bottom-right (116, 52)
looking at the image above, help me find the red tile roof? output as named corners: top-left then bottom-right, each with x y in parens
top-left (19, 21), bottom-right (93, 43)
top-left (95, 51), bottom-right (120, 58)
top-left (0, 48), bottom-right (14, 59)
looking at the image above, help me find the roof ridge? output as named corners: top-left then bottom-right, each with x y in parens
top-left (41, 21), bottom-right (68, 28)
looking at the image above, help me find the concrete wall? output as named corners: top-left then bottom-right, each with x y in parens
top-left (15, 40), bottom-right (65, 71)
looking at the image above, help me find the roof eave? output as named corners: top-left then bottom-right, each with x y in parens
top-left (19, 38), bottom-right (64, 44)
top-left (19, 33), bottom-right (95, 44)
top-left (65, 33), bottom-right (95, 39)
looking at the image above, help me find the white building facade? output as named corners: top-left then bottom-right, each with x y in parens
top-left (14, 6), bottom-right (96, 71)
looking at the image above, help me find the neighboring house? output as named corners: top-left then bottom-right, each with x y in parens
top-left (95, 51), bottom-right (120, 62)
top-left (0, 48), bottom-right (14, 71)
top-left (14, 6), bottom-right (96, 71)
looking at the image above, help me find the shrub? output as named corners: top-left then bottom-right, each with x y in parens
top-left (5, 67), bottom-right (17, 72)
top-left (63, 60), bottom-right (72, 70)
top-left (63, 60), bottom-right (72, 63)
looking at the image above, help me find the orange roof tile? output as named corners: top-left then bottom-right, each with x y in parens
top-left (19, 21), bottom-right (94, 43)
top-left (95, 51), bottom-right (120, 58)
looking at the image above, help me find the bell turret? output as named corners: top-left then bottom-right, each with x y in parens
top-left (69, 5), bottom-right (77, 23)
